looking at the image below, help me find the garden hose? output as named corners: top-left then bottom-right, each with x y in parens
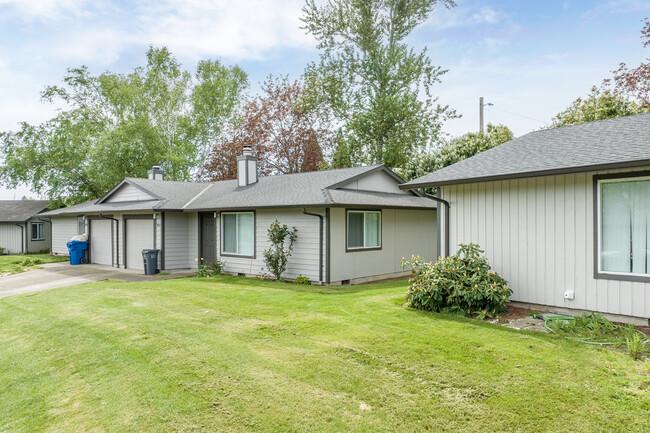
top-left (538, 315), bottom-right (646, 346)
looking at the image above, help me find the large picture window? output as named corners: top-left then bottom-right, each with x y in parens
top-left (31, 222), bottom-right (44, 241)
top-left (221, 212), bottom-right (255, 256)
top-left (598, 175), bottom-right (650, 278)
top-left (347, 210), bottom-right (381, 250)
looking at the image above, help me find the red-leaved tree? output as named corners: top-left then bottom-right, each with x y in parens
top-left (202, 76), bottom-right (334, 181)
top-left (606, 19), bottom-right (650, 107)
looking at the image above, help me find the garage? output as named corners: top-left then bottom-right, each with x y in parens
top-left (89, 219), bottom-right (113, 266)
top-left (125, 218), bottom-right (154, 270)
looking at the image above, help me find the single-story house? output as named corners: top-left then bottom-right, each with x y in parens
top-left (402, 113), bottom-right (650, 324)
top-left (44, 154), bottom-right (438, 284)
top-left (0, 200), bottom-right (51, 254)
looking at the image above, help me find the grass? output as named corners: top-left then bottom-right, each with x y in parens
top-left (0, 276), bottom-right (648, 432)
top-left (0, 253), bottom-right (68, 275)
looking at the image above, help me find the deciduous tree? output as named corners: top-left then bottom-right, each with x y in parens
top-left (203, 76), bottom-right (333, 180)
top-left (302, 0), bottom-right (457, 169)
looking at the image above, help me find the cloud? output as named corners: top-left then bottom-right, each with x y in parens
top-left (581, 0), bottom-right (650, 22)
top-left (472, 7), bottom-right (500, 25)
top-left (428, 5), bottom-right (502, 30)
top-left (0, 0), bottom-right (92, 22)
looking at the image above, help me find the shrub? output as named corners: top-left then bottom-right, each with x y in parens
top-left (402, 243), bottom-right (512, 319)
top-left (20, 257), bottom-right (43, 267)
top-left (263, 220), bottom-right (298, 281)
top-left (293, 274), bottom-right (310, 285)
top-left (0, 247), bottom-right (5, 255)
top-left (196, 258), bottom-right (226, 278)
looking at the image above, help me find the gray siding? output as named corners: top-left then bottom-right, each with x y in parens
top-left (51, 217), bottom-right (78, 255)
top-left (329, 208), bottom-right (438, 283)
top-left (188, 212), bottom-right (199, 269)
top-left (105, 184), bottom-right (155, 202)
top-left (440, 168), bottom-right (650, 320)
top-left (0, 223), bottom-right (22, 254)
top-left (339, 170), bottom-right (409, 194)
top-left (164, 212), bottom-right (192, 269)
top-left (217, 208), bottom-right (326, 282)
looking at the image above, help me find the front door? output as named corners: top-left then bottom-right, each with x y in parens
top-left (201, 213), bottom-right (217, 265)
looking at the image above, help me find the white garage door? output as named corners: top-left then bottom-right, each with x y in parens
top-left (125, 219), bottom-right (154, 270)
top-left (90, 219), bottom-right (112, 266)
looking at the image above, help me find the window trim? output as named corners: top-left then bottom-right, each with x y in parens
top-left (31, 222), bottom-right (45, 241)
top-left (220, 211), bottom-right (256, 258)
top-left (593, 171), bottom-right (650, 283)
top-left (345, 209), bottom-right (382, 252)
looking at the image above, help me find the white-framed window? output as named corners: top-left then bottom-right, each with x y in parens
top-left (221, 212), bottom-right (255, 257)
top-left (31, 222), bottom-right (45, 241)
top-left (77, 216), bottom-right (85, 235)
top-left (347, 210), bottom-right (381, 250)
top-left (597, 174), bottom-right (650, 279)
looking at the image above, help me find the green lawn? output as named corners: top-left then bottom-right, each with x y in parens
top-left (0, 276), bottom-right (648, 432)
top-left (0, 253), bottom-right (68, 275)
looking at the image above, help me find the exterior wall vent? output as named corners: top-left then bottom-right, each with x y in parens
top-left (237, 146), bottom-right (258, 187)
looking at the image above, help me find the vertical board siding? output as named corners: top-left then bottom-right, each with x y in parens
top-left (441, 169), bottom-right (650, 319)
top-left (217, 208), bottom-right (325, 282)
top-left (164, 212), bottom-right (192, 269)
top-left (51, 217), bottom-right (77, 255)
top-left (0, 223), bottom-right (22, 254)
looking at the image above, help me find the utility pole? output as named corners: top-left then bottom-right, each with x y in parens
top-left (479, 97), bottom-right (493, 133)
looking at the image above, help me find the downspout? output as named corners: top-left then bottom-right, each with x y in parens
top-left (99, 214), bottom-right (119, 268)
top-left (422, 189), bottom-right (451, 258)
top-left (302, 208), bottom-right (324, 284)
top-left (14, 224), bottom-right (24, 254)
top-left (37, 217), bottom-right (52, 254)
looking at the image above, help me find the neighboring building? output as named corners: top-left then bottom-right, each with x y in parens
top-left (402, 113), bottom-right (650, 323)
top-left (0, 200), bottom-right (51, 254)
top-left (44, 156), bottom-right (437, 284)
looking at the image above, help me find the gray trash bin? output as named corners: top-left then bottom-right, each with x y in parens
top-left (141, 249), bottom-right (161, 275)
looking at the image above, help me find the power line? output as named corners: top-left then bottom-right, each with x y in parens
top-left (486, 105), bottom-right (548, 124)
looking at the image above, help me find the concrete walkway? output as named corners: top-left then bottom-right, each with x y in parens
top-left (0, 262), bottom-right (195, 298)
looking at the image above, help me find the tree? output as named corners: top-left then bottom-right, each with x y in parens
top-left (606, 18), bottom-right (650, 107)
top-left (0, 46), bottom-right (247, 205)
top-left (203, 76), bottom-right (333, 181)
top-left (263, 220), bottom-right (298, 281)
top-left (550, 86), bottom-right (648, 128)
top-left (401, 123), bottom-right (514, 183)
top-left (301, 0), bottom-right (457, 170)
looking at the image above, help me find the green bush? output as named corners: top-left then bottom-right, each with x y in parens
top-left (293, 274), bottom-right (310, 285)
top-left (196, 258), bottom-right (226, 278)
top-left (263, 220), bottom-right (298, 281)
top-left (19, 257), bottom-right (43, 267)
top-left (402, 243), bottom-right (512, 319)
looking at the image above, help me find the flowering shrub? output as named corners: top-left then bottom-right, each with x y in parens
top-left (402, 243), bottom-right (512, 319)
top-left (196, 258), bottom-right (225, 277)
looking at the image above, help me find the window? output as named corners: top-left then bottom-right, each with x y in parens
top-left (221, 212), bottom-right (255, 256)
top-left (597, 175), bottom-right (650, 279)
top-left (31, 222), bottom-right (44, 241)
top-left (77, 216), bottom-right (85, 235)
top-left (347, 210), bottom-right (381, 250)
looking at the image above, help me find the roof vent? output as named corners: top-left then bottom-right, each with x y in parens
top-left (147, 165), bottom-right (164, 181)
top-left (237, 146), bottom-right (258, 187)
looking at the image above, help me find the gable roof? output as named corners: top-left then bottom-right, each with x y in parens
top-left (185, 165), bottom-right (435, 211)
top-left (0, 200), bottom-right (50, 222)
top-left (401, 113), bottom-right (650, 188)
top-left (42, 165), bottom-right (435, 217)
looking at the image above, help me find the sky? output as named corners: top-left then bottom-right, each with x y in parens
top-left (1, 0), bottom-right (649, 199)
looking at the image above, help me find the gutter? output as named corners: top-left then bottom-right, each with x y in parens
top-left (99, 214), bottom-right (119, 267)
top-left (302, 208), bottom-right (324, 284)
top-left (14, 223), bottom-right (24, 254)
top-left (37, 217), bottom-right (52, 254)
top-left (423, 191), bottom-right (450, 258)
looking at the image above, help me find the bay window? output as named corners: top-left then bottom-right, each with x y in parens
top-left (222, 212), bottom-right (255, 256)
top-left (347, 210), bottom-right (381, 250)
top-left (597, 174), bottom-right (650, 279)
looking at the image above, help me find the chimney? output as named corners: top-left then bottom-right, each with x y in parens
top-left (237, 146), bottom-right (258, 187)
top-left (147, 165), bottom-right (164, 181)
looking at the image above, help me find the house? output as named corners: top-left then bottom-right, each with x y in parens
top-left (0, 200), bottom-right (51, 254)
top-left (401, 113), bottom-right (650, 324)
top-left (43, 153), bottom-right (438, 284)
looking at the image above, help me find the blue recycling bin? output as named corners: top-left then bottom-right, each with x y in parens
top-left (66, 241), bottom-right (88, 265)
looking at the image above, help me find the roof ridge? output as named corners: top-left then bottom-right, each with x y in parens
top-left (525, 111), bottom-right (650, 136)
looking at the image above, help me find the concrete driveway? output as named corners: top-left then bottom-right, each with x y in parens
top-left (0, 262), bottom-right (195, 298)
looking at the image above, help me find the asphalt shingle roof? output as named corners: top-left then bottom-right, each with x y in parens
top-left (0, 200), bottom-right (50, 222)
top-left (43, 165), bottom-right (435, 216)
top-left (402, 113), bottom-right (650, 188)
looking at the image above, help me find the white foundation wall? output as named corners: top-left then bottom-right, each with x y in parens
top-left (329, 208), bottom-right (438, 283)
top-left (216, 208), bottom-right (326, 282)
top-left (440, 168), bottom-right (650, 320)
